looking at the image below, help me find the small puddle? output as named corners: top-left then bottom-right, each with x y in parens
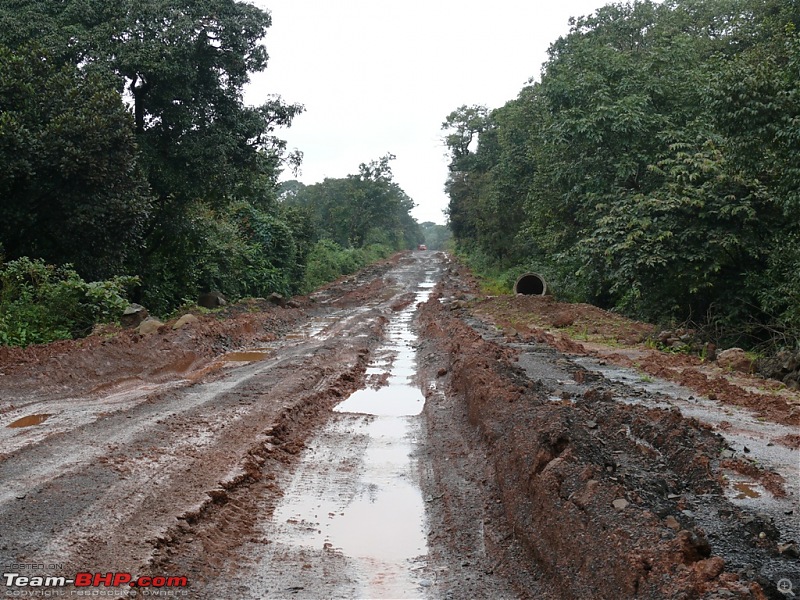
top-left (221, 351), bottom-right (270, 362)
top-left (7, 414), bottom-right (52, 428)
top-left (259, 273), bottom-right (436, 597)
top-left (733, 481), bottom-right (762, 499)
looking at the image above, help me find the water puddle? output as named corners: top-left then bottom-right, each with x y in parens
top-left (221, 351), bottom-right (271, 362)
top-left (7, 414), bottom-right (52, 428)
top-left (733, 481), bottom-right (762, 499)
top-left (258, 274), bottom-right (436, 598)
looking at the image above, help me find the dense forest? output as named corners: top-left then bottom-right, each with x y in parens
top-left (0, 0), bottom-right (422, 345)
top-left (443, 0), bottom-right (799, 349)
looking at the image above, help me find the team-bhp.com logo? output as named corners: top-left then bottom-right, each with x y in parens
top-left (3, 572), bottom-right (188, 595)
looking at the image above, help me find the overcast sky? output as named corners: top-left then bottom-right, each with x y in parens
top-left (245, 0), bottom-right (612, 225)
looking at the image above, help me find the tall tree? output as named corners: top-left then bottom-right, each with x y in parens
top-left (0, 45), bottom-right (151, 279)
top-left (0, 1), bottom-right (306, 311)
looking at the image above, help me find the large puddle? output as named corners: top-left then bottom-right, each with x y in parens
top-left (258, 271), bottom-right (436, 598)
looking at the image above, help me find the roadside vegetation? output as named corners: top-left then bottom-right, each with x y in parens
top-left (443, 0), bottom-right (799, 351)
top-left (0, 1), bottom-right (425, 346)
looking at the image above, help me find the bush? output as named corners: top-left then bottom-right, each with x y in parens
top-left (0, 257), bottom-right (137, 346)
top-left (139, 201), bottom-right (313, 315)
top-left (302, 240), bottom-right (392, 293)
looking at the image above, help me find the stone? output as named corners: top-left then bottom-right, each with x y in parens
top-left (136, 318), bottom-right (164, 335)
top-left (120, 303), bottom-right (148, 328)
top-left (552, 311), bottom-right (575, 328)
top-left (695, 556), bottom-right (725, 581)
top-left (267, 292), bottom-right (287, 307)
top-left (198, 291), bottom-right (227, 309)
top-left (612, 498), bottom-right (629, 510)
top-left (716, 348), bottom-right (754, 374)
top-left (571, 479), bottom-right (599, 510)
top-left (665, 516), bottom-right (681, 530)
top-left (172, 314), bottom-right (199, 330)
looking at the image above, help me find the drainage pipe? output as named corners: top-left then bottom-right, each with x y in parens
top-left (514, 273), bottom-right (549, 296)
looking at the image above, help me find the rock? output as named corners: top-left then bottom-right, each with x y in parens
top-left (778, 542), bottom-right (799, 558)
top-left (449, 300), bottom-right (466, 310)
top-left (437, 368), bottom-right (448, 378)
top-left (716, 348), bottom-right (754, 373)
top-left (612, 498), bottom-right (629, 510)
top-left (665, 516), bottom-right (681, 530)
top-left (286, 300), bottom-right (301, 309)
top-left (172, 313), bottom-right (199, 330)
top-left (198, 291), bottom-right (227, 309)
top-left (695, 556), bottom-right (725, 581)
top-left (137, 318), bottom-right (164, 335)
top-left (571, 480), bottom-right (599, 510)
top-left (552, 311), bottom-right (575, 328)
top-left (120, 303), bottom-right (148, 328)
top-left (267, 292), bottom-right (286, 307)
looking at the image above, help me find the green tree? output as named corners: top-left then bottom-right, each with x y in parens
top-left (419, 222), bottom-right (452, 250)
top-left (0, 45), bottom-right (151, 280)
top-left (287, 155), bottom-right (421, 251)
top-left (0, 1), bottom-right (306, 312)
top-left (442, 0), bottom-right (800, 346)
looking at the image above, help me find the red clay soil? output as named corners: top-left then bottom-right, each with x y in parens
top-left (0, 256), bottom-right (403, 410)
top-left (1, 252), bottom-right (795, 599)
top-left (470, 281), bottom-right (800, 427)
top-left (420, 298), bottom-right (764, 599)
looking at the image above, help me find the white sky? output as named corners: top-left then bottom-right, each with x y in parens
top-left (245, 0), bottom-right (612, 225)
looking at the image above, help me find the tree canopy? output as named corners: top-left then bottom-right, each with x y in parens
top-left (443, 0), bottom-right (800, 347)
top-left (282, 154), bottom-right (422, 252)
top-left (0, 0), bottom-right (314, 314)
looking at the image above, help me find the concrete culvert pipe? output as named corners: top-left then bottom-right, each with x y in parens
top-left (514, 272), bottom-right (549, 296)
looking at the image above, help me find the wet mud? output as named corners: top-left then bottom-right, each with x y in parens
top-left (0, 251), bottom-right (798, 599)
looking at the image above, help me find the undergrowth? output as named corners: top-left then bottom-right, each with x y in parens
top-left (0, 257), bottom-right (137, 347)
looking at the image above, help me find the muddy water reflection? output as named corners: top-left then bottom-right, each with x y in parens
top-left (7, 414), bottom-right (52, 428)
top-left (262, 277), bottom-right (434, 598)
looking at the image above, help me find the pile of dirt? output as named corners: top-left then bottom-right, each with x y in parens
top-left (0, 304), bottom-right (304, 406)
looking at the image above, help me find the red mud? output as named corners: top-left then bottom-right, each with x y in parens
top-left (0, 252), bottom-right (796, 599)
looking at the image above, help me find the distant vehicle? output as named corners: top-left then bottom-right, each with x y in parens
top-left (417, 244), bottom-right (427, 251)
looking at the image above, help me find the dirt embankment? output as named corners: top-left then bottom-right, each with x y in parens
top-left (416, 261), bottom-right (798, 599)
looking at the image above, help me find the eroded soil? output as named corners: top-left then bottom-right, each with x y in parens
top-left (0, 252), bottom-right (797, 599)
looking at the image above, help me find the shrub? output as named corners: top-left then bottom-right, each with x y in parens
top-left (302, 240), bottom-right (392, 293)
top-left (0, 257), bottom-right (137, 347)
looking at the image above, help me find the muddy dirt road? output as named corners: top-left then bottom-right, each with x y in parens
top-left (0, 252), bottom-right (798, 599)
